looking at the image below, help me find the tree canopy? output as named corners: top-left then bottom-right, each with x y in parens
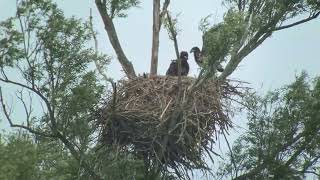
top-left (216, 73), bottom-right (320, 179)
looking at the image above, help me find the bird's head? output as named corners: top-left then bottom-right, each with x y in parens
top-left (190, 46), bottom-right (201, 62)
top-left (180, 51), bottom-right (188, 60)
top-left (190, 46), bottom-right (201, 54)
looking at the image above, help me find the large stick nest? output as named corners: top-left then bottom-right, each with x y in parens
top-left (95, 76), bottom-right (243, 178)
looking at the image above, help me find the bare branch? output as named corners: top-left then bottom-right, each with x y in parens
top-left (0, 87), bottom-right (54, 138)
top-left (165, 11), bottom-right (179, 59)
top-left (0, 68), bottom-right (8, 80)
top-left (0, 76), bottom-right (56, 128)
top-left (160, 0), bottom-right (170, 22)
top-left (274, 11), bottom-right (320, 31)
top-left (95, 0), bottom-right (136, 79)
top-left (16, 89), bottom-right (32, 127)
top-left (222, 130), bottom-right (238, 178)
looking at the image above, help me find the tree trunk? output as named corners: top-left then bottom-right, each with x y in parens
top-left (150, 0), bottom-right (161, 77)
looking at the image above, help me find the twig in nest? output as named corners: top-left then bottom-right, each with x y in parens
top-left (160, 98), bottom-right (172, 120)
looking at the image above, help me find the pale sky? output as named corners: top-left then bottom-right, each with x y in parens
top-left (1, 0), bottom-right (319, 91)
top-left (0, 0), bottom-right (320, 178)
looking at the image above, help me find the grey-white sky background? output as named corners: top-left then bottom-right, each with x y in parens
top-left (0, 0), bottom-right (319, 178)
top-left (2, 0), bottom-right (318, 89)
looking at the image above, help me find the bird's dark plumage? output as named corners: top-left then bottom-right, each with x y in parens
top-left (166, 51), bottom-right (189, 76)
top-left (190, 47), bottom-right (202, 66)
top-left (190, 46), bottom-right (224, 72)
top-left (166, 60), bottom-right (178, 76)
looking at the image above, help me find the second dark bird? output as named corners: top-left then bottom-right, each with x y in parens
top-left (166, 51), bottom-right (189, 76)
top-left (190, 46), bottom-right (224, 72)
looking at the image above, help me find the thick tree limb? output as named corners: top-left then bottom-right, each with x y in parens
top-left (95, 0), bottom-right (136, 79)
top-left (218, 31), bottom-right (272, 81)
top-left (150, 0), bottom-right (170, 76)
top-left (150, 0), bottom-right (161, 76)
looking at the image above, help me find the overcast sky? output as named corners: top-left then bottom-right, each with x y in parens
top-left (1, 0), bottom-right (319, 91)
top-left (0, 0), bottom-right (320, 178)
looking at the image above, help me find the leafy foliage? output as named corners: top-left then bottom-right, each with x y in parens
top-left (0, 132), bottom-right (38, 180)
top-left (199, 0), bottom-right (320, 80)
top-left (217, 73), bottom-right (320, 179)
top-left (201, 10), bottom-right (246, 71)
top-left (106, 0), bottom-right (140, 18)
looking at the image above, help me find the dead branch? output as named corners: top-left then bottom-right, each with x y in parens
top-left (274, 11), bottom-right (320, 31)
top-left (0, 87), bottom-right (54, 138)
top-left (95, 0), bottom-right (136, 79)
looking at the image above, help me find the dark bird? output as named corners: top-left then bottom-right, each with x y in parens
top-left (189, 47), bottom-right (202, 66)
top-left (190, 46), bottom-right (224, 72)
top-left (166, 51), bottom-right (189, 76)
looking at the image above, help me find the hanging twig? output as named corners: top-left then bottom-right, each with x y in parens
top-left (222, 130), bottom-right (238, 178)
top-left (166, 11), bottom-right (179, 59)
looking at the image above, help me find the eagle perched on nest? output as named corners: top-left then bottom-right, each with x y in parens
top-left (190, 46), bottom-right (224, 72)
top-left (166, 51), bottom-right (189, 76)
top-left (190, 23), bottom-right (227, 73)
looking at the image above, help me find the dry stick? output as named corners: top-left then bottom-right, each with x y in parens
top-left (166, 12), bottom-right (179, 59)
top-left (222, 130), bottom-right (238, 178)
top-left (159, 98), bottom-right (172, 120)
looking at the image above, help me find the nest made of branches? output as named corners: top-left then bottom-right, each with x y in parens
top-left (95, 75), bottom-right (244, 178)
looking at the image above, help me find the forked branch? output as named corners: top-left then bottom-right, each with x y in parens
top-left (0, 87), bottom-right (55, 138)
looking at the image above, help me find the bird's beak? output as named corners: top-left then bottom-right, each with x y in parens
top-left (190, 49), bottom-right (194, 53)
